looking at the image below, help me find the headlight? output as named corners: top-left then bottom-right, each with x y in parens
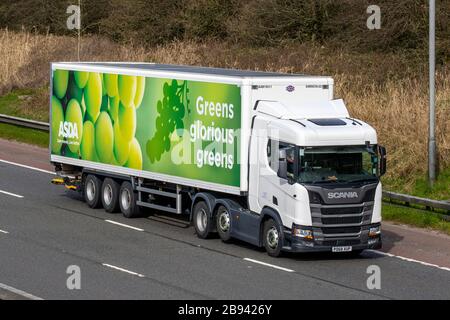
top-left (308, 191), bottom-right (322, 204)
top-left (369, 225), bottom-right (381, 237)
top-left (292, 224), bottom-right (314, 240)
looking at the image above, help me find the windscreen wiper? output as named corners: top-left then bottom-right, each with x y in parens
top-left (346, 178), bottom-right (378, 184)
top-left (310, 179), bottom-right (341, 184)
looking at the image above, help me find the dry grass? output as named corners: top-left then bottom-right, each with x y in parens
top-left (0, 29), bottom-right (448, 190)
top-left (338, 73), bottom-right (450, 188)
top-left (0, 28), bottom-right (147, 94)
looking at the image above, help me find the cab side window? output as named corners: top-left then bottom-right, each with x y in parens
top-left (267, 139), bottom-right (295, 179)
top-left (283, 144), bottom-right (295, 179)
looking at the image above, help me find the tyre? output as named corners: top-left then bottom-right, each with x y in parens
top-left (216, 205), bottom-right (231, 242)
top-left (263, 219), bottom-right (283, 257)
top-left (101, 178), bottom-right (120, 213)
top-left (84, 174), bottom-right (102, 209)
top-left (119, 181), bottom-right (140, 218)
top-left (193, 201), bottom-right (213, 239)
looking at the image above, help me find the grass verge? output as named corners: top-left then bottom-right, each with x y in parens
top-left (383, 203), bottom-right (450, 235)
top-left (0, 123), bottom-right (48, 147)
top-left (383, 168), bottom-right (450, 201)
top-left (0, 88), bottom-right (48, 122)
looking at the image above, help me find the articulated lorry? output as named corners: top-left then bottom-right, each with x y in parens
top-left (50, 62), bottom-right (386, 257)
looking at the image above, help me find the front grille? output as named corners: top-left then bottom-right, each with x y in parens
top-left (321, 206), bottom-right (363, 215)
top-left (321, 226), bottom-right (361, 235)
top-left (321, 216), bottom-right (362, 225)
top-left (310, 201), bottom-right (374, 241)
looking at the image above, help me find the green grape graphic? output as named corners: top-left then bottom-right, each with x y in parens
top-left (146, 80), bottom-right (188, 163)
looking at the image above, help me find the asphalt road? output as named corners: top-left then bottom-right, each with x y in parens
top-left (0, 148), bottom-right (449, 299)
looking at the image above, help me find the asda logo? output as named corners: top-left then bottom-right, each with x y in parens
top-left (58, 121), bottom-right (79, 139)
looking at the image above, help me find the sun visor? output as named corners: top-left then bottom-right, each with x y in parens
top-left (255, 99), bottom-right (349, 119)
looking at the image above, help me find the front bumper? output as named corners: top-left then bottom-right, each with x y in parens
top-left (281, 226), bottom-right (382, 253)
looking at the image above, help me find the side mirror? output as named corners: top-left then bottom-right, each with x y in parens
top-left (278, 149), bottom-right (288, 179)
top-left (378, 145), bottom-right (387, 176)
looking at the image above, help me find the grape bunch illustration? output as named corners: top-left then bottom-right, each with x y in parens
top-left (51, 70), bottom-right (145, 170)
top-left (146, 80), bottom-right (188, 163)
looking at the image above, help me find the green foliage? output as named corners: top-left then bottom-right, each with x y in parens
top-left (146, 80), bottom-right (187, 162)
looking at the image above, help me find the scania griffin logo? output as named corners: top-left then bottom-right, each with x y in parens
top-left (327, 192), bottom-right (358, 199)
top-left (286, 85), bottom-right (295, 92)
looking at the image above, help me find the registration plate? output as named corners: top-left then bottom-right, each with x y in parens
top-left (332, 246), bottom-right (352, 253)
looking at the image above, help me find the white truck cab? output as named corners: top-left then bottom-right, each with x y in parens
top-left (238, 77), bottom-right (386, 256)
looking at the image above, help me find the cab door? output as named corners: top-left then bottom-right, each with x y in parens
top-left (248, 119), bottom-right (297, 225)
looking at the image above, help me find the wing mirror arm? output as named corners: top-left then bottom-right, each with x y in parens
top-left (378, 145), bottom-right (387, 176)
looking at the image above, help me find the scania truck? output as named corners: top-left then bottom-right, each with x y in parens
top-left (50, 62), bottom-right (386, 257)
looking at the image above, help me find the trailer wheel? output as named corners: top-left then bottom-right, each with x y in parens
top-left (84, 174), bottom-right (102, 209)
top-left (263, 219), bottom-right (283, 257)
top-left (101, 178), bottom-right (120, 213)
top-left (216, 205), bottom-right (231, 242)
top-left (119, 181), bottom-right (140, 218)
top-left (193, 201), bottom-right (213, 239)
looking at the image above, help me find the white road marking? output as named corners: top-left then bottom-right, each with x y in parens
top-left (102, 263), bottom-right (145, 278)
top-left (105, 220), bottom-right (144, 232)
top-left (0, 158), bottom-right (55, 175)
top-left (0, 283), bottom-right (43, 300)
top-left (0, 229), bottom-right (9, 234)
top-left (243, 258), bottom-right (295, 273)
top-left (367, 250), bottom-right (450, 272)
top-left (0, 189), bottom-right (24, 198)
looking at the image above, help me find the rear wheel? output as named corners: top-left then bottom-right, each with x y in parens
top-left (84, 174), bottom-right (102, 209)
top-left (193, 201), bottom-right (213, 239)
top-left (101, 178), bottom-right (120, 213)
top-left (119, 181), bottom-right (140, 218)
top-left (263, 219), bottom-right (283, 257)
top-left (216, 206), bottom-right (231, 242)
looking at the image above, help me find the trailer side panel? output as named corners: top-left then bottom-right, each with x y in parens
top-left (50, 68), bottom-right (242, 192)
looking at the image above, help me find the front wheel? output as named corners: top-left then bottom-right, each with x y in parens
top-left (263, 219), bottom-right (283, 257)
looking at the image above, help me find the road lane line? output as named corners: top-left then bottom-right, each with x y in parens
top-left (0, 283), bottom-right (43, 300)
top-left (0, 158), bottom-right (55, 175)
top-left (367, 250), bottom-right (450, 272)
top-left (0, 229), bottom-right (9, 234)
top-left (243, 258), bottom-right (295, 273)
top-left (105, 219), bottom-right (144, 232)
top-left (0, 189), bottom-right (24, 198)
top-left (102, 263), bottom-right (145, 278)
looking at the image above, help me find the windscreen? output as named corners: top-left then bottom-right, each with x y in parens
top-left (298, 146), bottom-right (378, 184)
